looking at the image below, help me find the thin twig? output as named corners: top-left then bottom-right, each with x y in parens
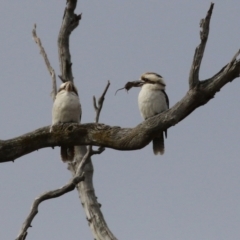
top-left (224, 49), bottom-right (240, 72)
top-left (16, 175), bottom-right (84, 240)
top-left (32, 24), bottom-right (57, 101)
top-left (93, 81), bottom-right (110, 123)
top-left (16, 142), bottom-right (105, 240)
top-left (89, 81), bottom-right (110, 158)
top-left (188, 3), bottom-right (214, 89)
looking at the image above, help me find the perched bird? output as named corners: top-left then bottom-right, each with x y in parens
top-left (138, 72), bottom-right (169, 155)
top-left (52, 81), bottom-right (81, 162)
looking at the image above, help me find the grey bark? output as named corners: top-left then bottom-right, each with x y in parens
top-left (57, 1), bottom-right (117, 239)
top-left (16, 1), bottom-right (117, 240)
top-left (1, 55), bottom-right (240, 164)
top-left (1, 2), bottom-right (239, 240)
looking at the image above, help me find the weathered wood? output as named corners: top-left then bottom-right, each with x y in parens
top-left (1, 56), bottom-right (240, 163)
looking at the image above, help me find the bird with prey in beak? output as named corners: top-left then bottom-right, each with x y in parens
top-left (138, 72), bottom-right (169, 155)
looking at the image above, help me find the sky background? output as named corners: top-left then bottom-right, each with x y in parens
top-left (0, 1), bottom-right (240, 239)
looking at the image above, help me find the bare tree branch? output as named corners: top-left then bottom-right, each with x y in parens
top-left (71, 82), bottom-right (118, 240)
top-left (189, 3), bottom-right (214, 89)
top-left (68, 146), bottom-right (118, 240)
top-left (16, 2), bottom-right (96, 239)
top-left (58, 0), bottom-right (81, 82)
top-left (1, 2), bottom-right (239, 240)
top-left (58, 1), bottom-right (117, 239)
top-left (16, 80), bottom-right (108, 239)
top-left (93, 81), bottom-right (110, 123)
top-left (16, 175), bottom-right (85, 240)
top-left (32, 24), bottom-right (57, 100)
top-left (67, 82), bottom-right (116, 240)
top-left (16, 142), bottom-right (105, 240)
top-left (1, 51), bottom-right (240, 163)
top-left (16, 15), bottom-right (84, 239)
top-left (4, 3), bottom-right (235, 167)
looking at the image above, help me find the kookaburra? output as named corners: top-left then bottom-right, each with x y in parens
top-left (52, 81), bottom-right (81, 162)
top-left (138, 72), bottom-right (169, 155)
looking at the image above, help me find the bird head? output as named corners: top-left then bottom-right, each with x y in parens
top-left (58, 81), bottom-right (78, 96)
top-left (140, 72), bottom-right (166, 87)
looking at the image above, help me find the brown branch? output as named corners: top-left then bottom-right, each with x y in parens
top-left (16, 81), bottom-right (108, 239)
top-left (58, 1), bottom-right (117, 239)
top-left (16, 2), bottom-right (86, 238)
top-left (93, 81), bottom-right (110, 123)
top-left (189, 3), bottom-right (214, 89)
top-left (68, 146), bottom-right (118, 240)
top-left (16, 175), bottom-right (84, 240)
top-left (58, 0), bottom-right (81, 82)
top-left (67, 82), bottom-right (118, 240)
top-left (3, 47), bottom-right (240, 163)
top-left (2, 4), bottom-right (240, 239)
top-left (1, 53), bottom-right (239, 163)
top-left (203, 54), bottom-right (240, 96)
top-left (32, 24), bottom-right (57, 100)
top-left (16, 143), bottom-right (104, 240)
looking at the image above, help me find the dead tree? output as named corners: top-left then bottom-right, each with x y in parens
top-left (0, 1), bottom-right (238, 240)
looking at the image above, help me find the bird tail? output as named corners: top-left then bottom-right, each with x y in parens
top-left (61, 146), bottom-right (75, 162)
top-left (153, 132), bottom-right (165, 155)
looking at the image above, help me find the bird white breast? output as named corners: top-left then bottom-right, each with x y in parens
top-left (138, 84), bottom-right (168, 120)
top-left (52, 91), bottom-right (81, 124)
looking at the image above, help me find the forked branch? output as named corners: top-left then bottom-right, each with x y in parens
top-left (189, 3), bottom-right (214, 89)
top-left (2, 46), bottom-right (240, 164)
top-left (18, 21), bottom-right (111, 239)
top-left (16, 175), bottom-right (85, 240)
top-left (94, 81), bottom-right (110, 123)
top-left (67, 81), bottom-right (117, 240)
top-left (1, 4), bottom-right (240, 240)
top-left (0, 4), bottom-right (232, 165)
top-left (58, 1), bottom-right (117, 239)
top-left (15, 139), bottom-right (107, 240)
top-left (16, 79), bottom-right (109, 240)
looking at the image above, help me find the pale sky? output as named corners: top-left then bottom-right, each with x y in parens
top-left (1, 1), bottom-right (240, 239)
